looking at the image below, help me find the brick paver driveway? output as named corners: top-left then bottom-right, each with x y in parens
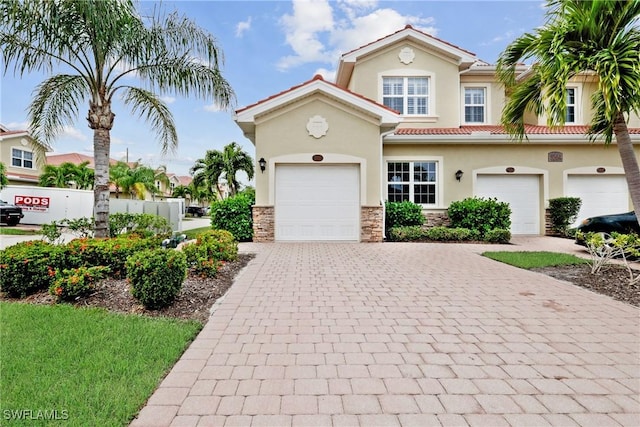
top-left (132, 241), bottom-right (639, 427)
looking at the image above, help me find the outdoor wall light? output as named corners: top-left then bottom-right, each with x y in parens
top-left (258, 158), bottom-right (266, 173)
top-left (455, 170), bottom-right (464, 181)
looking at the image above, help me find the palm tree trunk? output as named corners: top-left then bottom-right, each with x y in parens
top-left (613, 112), bottom-right (640, 226)
top-left (88, 99), bottom-right (115, 238)
top-left (93, 127), bottom-right (111, 237)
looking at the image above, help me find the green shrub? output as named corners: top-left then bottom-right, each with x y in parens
top-left (182, 229), bottom-right (238, 277)
top-left (548, 197), bottom-right (582, 236)
top-left (40, 221), bottom-right (65, 244)
top-left (109, 213), bottom-right (171, 238)
top-left (425, 227), bottom-right (480, 241)
top-left (0, 241), bottom-right (65, 297)
top-left (484, 228), bottom-right (512, 244)
top-left (210, 194), bottom-right (254, 241)
top-left (64, 235), bottom-right (157, 277)
top-left (49, 266), bottom-right (110, 302)
top-left (385, 201), bottom-right (425, 237)
top-left (448, 197), bottom-right (511, 237)
top-left (127, 249), bottom-right (187, 309)
top-left (387, 226), bottom-right (426, 241)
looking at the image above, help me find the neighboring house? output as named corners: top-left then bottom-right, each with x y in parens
top-left (0, 124), bottom-right (49, 186)
top-left (235, 25), bottom-right (640, 242)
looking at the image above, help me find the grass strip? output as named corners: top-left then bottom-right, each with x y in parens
top-left (0, 227), bottom-right (40, 235)
top-left (183, 226), bottom-right (212, 240)
top-left (0, 302), bottom-right (201, 426)
top-left (483, 251), bottom-right (588, 269)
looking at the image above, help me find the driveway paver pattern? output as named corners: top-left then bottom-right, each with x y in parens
top-left (131, 240), bottom-right (639, 426)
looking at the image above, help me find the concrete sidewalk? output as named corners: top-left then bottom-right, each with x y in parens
top-left (132, 238), bottom-right (639, 427)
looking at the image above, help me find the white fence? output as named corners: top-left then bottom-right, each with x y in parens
top-left (1, 185), bottom-right (184, 231)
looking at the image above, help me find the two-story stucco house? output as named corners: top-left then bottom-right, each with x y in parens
top-left (0, 124), bottom-right (48, 186)
top-left (235, 25), bottom-right (640, 242)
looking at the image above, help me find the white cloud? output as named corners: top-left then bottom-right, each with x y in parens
top-left (313, 67), bottom-right (336, 82)
top-left (277, 0), bottom-right (436, 71)
top-left (277, 0), bottom-right (335, 70)
top-left (61, 125), bottom-right (88, 141)
top-left (4, 121), bottom-right (30, 131)
top-left (160, 96), bottom-right (176, 104)
top-left (236, 17), bottom-right (252, 37)
top-left (203, 103), bottom-right (224, 113)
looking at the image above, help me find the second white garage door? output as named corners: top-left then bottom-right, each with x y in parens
top-left (275, 164), bottom-right (360, 241)
top-left (567, 175), bottom-right (629, 226)
top-left (476, 174), bottom-right (541, 234)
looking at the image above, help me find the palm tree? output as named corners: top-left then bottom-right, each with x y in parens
top-left (1, 0), bottom-right (234, 237)
top-left (39, 162), bottom-right (76, 188)
top-left (73, 161), bottom-right (95, 190)
top-left (191, 142), bottom-right (254, 198)
top-left (109, 161), bottom-right (131, 199)
top-left (497, 0), bottom-right (640, 225)
top-left (0, 162), bottom-right (8, 189)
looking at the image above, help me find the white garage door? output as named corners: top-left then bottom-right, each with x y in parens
top-left (275, 164), bottom-right (360, 241)
top-left (566, 175), bottom-right (629, 226)
top-left (476, 174), bottom-right (540, 234)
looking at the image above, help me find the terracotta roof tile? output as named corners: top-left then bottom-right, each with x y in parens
top-left (236, 74), bottom-right (398, 115)
top-left (394, 125), bottom-right (640, 136)
top-left (340, 24), bottom-right (477, 60)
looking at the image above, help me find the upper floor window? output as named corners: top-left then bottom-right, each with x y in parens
top-left (387, 161), bottom-right (437, 205)
top-left (383, 77), bottom-right (429, 115)
top-left (566, 87), bottom-right (576, 123)
top-left (12, 148), bottom-right (33, 169)
top-left (464, 87), bottom-right (486, 123)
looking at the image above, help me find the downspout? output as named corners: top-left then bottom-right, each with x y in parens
top-left (380, 128), bottom-right (396, 240)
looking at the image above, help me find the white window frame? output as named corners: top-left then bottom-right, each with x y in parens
top-left (11, 147), bottom-right (34, 169)
top-left (379, 69), bottom-right (436, 119)
top-left (384, 157), bottom-right (444, 208)
top-left (561, 83), bottom-right (583, 124)
top-left (461, 85), bottom-right (490, 124)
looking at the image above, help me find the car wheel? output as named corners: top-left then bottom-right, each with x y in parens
top-left (6, 219), bottom-right (19, 226)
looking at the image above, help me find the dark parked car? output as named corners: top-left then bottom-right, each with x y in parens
top-left (186, 206), bottom-right (206, 217)
top-left (0, 199), bottom-right (25, 226)
top-left (576, 211), bottom-right (639, 236)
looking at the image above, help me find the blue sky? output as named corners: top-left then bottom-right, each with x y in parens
top-left (1, 0), bottom-right (547, 177)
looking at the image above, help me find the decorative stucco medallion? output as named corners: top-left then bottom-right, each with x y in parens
top-left (306, 115), bottom-right (329, 139)
top-left (398, 47), bottom-right (415, 64)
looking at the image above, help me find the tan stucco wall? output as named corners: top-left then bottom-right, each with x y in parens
top-left (347, 41), bottom-right (462, 128)
top-left (253, 94), bottom-right (384, 206)
top-left (459, 74), bottom-right (505, 125)
top-left (0, 136), bottom-right (44, 182)
top-left (383, 142), bottom-right (636, 207)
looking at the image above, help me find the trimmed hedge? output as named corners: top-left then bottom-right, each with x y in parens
top-left (210, 195), bottom-right (254, 241)
top-left (385, 201), bottom-right (425, 237)
top-left (0, 241), bottom-right (65, 297)
top-left (548, 197), bottom-right (582, 236)
top-left (127, 249), bottom-right (187, 309)
top-left (387, 225), bottom-right (510, 243)
top-left (448, 197), bottom-right (511, 237)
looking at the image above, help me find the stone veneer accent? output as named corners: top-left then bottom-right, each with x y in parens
top-left (252, 206), bottom-right (274, 242)
top-left (361, 206), bottom-right (384, 242)
top-left (422, 211), bottom-right (451, 228)
top-left (544, 208), bottom-right (560, 236)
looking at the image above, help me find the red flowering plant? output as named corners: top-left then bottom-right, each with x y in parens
top-left (0, 241), bottom-right (65, 297)
top-left (181, 229), bottom-right (237, 278)
top-left (49, 265), bottom-right (110, 302)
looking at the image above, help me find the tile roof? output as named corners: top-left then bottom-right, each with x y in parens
top-left (340, 24), bottom-right (477, 59)
top-left (46, 152), bottom-right (132, 168)
top-left (394, 125), bottom-right (640, 136)
top-left (236, 74), bottom-right (398, 116)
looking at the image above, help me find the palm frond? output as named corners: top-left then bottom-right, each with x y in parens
top-left (28, 74), bottom-right (88, 146)
top-left (120, 86), bottom-right (178, 154)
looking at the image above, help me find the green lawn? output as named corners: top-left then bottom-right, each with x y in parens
top-left (483, 251), bottom-right (588, 269)
top-left (0, 227), bottom-right (40, 235)
top-left (0, 302), bottom-right (202, 426)
top-left (183, 226), bottom-right (212, 240)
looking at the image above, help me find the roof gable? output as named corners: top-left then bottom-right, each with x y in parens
top-left (336, 25), bottom-right (478, 87)
top-left (234, 75), bottom-right (400, 142)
